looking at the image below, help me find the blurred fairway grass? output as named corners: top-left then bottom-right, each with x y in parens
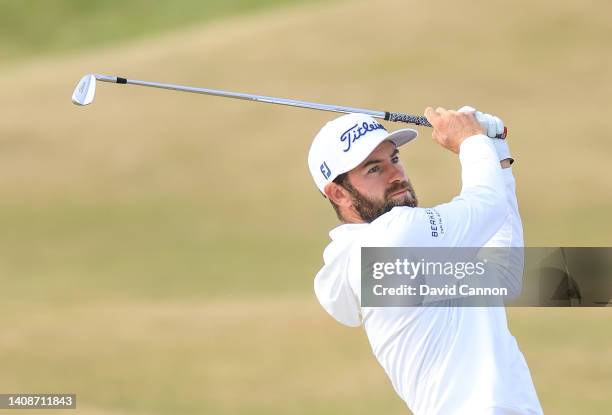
top-left (0, 199), bottom-right (322, 303)
top-left (0, 0), bottom-right (611, 414)
top-left (0, 0), bottom-right (310, 63)
top-left (0, 303), bottom-right (609, 415)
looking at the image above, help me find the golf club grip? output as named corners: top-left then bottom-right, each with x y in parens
top-left (385, 111), bottom-right (431, 127)
top-left (384, 111), bottom-right (507, 139)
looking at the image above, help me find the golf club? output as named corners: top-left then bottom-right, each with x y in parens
top-left (71, 74), bottom-right (507, 139)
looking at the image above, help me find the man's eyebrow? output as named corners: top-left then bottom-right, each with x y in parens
top-left (362, 148), bottom-right (400, 169)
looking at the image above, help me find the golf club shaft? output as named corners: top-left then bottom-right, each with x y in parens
top-left (94, 74), bottom-right (432, 127)
top-left (93, 74), bottom-right (507, 139)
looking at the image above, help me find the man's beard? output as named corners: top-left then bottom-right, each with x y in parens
top-left (343, 180), bottom-right (418, 223)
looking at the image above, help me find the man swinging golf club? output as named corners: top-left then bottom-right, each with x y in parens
top-left (308, 107), bottom-right (543, 414)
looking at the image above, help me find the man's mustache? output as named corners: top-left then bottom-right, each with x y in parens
top-left (385, 181), bottom-right (411, 198)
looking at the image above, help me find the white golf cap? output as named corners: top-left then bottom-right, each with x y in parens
top-left (308, 113), bottom-right (418, 193)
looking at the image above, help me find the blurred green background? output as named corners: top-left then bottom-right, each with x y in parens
top-left (0, 0), bottom-right (610, 414)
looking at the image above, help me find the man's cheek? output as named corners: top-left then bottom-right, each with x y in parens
top-left (361, 178), bottom-right (382, 195)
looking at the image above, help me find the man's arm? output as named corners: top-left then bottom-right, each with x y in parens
top-left (486, 137), bottom-right (523, 249)
top-left (379, 108), bottom-right (507, 247)
top-left (483, 136), bottom-right (525, 298)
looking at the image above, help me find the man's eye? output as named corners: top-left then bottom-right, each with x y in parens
top-left (368, 165), bottom-right (380, 174)
top-left (392, 156), bottom-right (399, 163)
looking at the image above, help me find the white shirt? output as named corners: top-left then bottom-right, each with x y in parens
top-left (313, 135), bottom-right (543, 415)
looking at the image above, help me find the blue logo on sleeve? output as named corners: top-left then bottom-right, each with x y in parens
top-left (320, 161), bottom-right (331, 179)
top-left (340, 121), bottom-right (386, 152)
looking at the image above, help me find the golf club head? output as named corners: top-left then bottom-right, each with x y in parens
top-left (72, 74), bottom-right (96, 106)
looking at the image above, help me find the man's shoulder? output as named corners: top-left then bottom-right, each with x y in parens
top-left (325, 207), bottom-right (438, 248)
top-left (354, 207), bottom-right (413, 244)
top-left (364, 206), bottom-right (446, 245)
top-left (372, 206), bottom-right (421, 226)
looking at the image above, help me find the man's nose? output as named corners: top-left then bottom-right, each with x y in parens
top-left (388, 162), bottom-right (404, 183)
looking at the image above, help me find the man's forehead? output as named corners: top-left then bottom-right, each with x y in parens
top-left (355, 141), bottom-right (397, 168)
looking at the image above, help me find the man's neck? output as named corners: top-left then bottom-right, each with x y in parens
top-left (341, 210), bottom-right (366, 224)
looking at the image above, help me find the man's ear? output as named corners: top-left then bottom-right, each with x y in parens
top-left (324, 182), bottom-right (352, 207)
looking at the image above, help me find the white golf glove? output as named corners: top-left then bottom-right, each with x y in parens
top-left (458, 105), bottom-right (513, 165)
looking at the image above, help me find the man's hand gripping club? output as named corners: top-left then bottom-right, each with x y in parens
top-left (424, 107), bottom-right (485, 154)
top-left (425, 106), bottom-right (514, 168)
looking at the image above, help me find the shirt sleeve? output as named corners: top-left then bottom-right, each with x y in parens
top-left (484, 168), bottom-right (524, 248)
top-left (313, 242), bottom-right (363, 327)
top-left (481, 167), bottom-right (525, 298)
top-left (379, 134), bottom-right (507, 247)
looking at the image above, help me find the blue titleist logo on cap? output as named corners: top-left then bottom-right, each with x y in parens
top-left (340, 121), bottom-right (386, 152)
